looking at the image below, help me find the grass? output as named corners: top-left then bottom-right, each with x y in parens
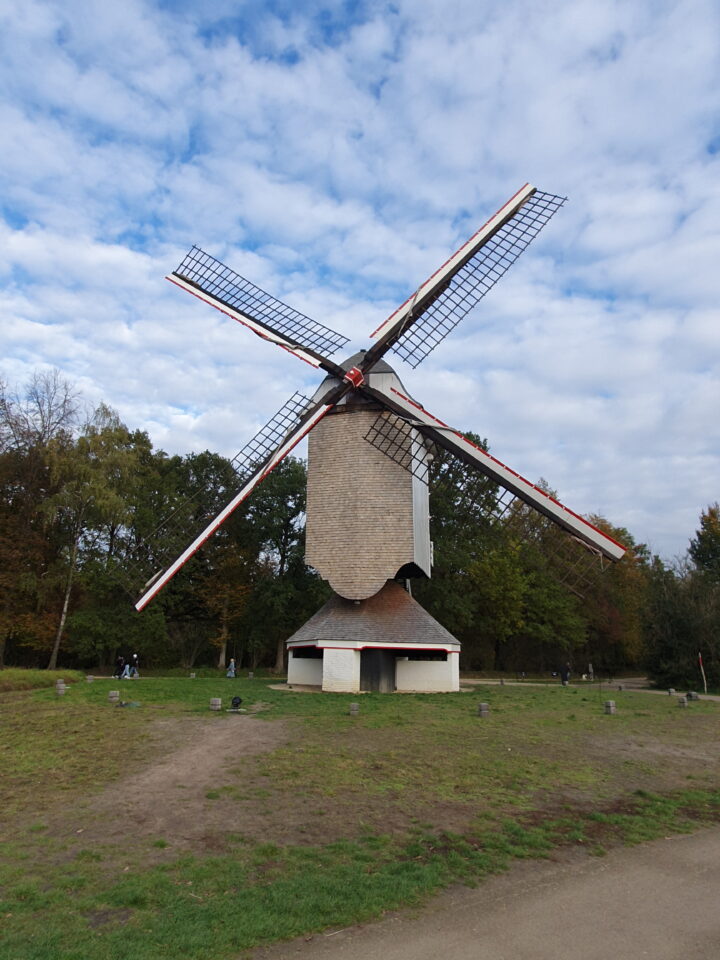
top-left (1, 673), bottom-right (719, 958)
top-left (0, 668), bottom-right (86, 692)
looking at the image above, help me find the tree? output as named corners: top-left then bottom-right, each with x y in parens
top-left (644, 507), bottom-right (720, 690)
top-left (245, 457), bottom-right (311, 672)
top-left (415, 434), bottom-right (504, 649)
top-left (0, 369), bottom-right (79, 453)
top-left (0, 370), bottom-right (80, 666)
top-left (201, 541), bottom-right (254, 668)
top-left (43, 405), bottom-right (139, 669)
top-left (644, 556), bottom-right (719, 689)
top-left (689, 503), bottom-right (720, 581)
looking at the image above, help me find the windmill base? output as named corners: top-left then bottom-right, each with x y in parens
top-left (286, 580), bottom-right (460, 693)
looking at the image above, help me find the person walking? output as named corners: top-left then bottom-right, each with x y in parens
top-left (114, 655), bottom-right (125, 679)
top-left (129, 653), bottom-right (140, 678)
top-left (560, 662), bottom-right (571, 686)
top-left (226, 658), bottom-right (236, 679)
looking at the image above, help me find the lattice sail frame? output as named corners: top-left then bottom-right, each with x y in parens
top-left (230, 392), bottom-right (313, 479)
top-left (122, 392), bottom-right (313, 597)
top-left (175, 246), bottom-right (350, 357)
top-left (390, 192), bottom-right (566, 367)
top-left (364, 410), bottom-right (610, 594)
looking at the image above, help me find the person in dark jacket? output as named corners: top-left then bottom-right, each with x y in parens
top-left (560, 662), bottom-right (571, 686)
top-left (114, 655), bottom-right (125, 679)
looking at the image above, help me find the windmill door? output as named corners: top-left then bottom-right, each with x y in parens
top-left (360, 649), bottom-right (396, 693)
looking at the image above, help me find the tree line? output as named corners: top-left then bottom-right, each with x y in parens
top-left (1, 369), bottom-right (717, 688)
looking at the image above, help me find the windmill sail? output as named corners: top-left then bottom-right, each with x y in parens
top-left (363, 383), bottom-right (626, 563)
top-left (133, 392), bottom-right (335, 611)
top-left (170, 246), bottom-right (349, 371)
top-left (367, 186), bottom-right (566, 369)
top-left (363, 407), bottom-right (610, 594)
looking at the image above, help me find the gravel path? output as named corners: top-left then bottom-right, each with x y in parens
top-left (252, 826), bottom-right (720, 960)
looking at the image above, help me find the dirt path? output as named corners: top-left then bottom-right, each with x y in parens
top-left (252, 826), bottom-right (720, 960)
top-left (47, 714), bottom-right (290, 855)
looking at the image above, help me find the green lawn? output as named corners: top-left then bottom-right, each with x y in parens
top-left (1, 674), bottom-right (719, 959)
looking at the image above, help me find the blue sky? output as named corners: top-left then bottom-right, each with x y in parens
top-left (1, 0), bottom-right (719, 559)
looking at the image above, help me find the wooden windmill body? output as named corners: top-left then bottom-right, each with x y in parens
top-left (305, 354), bottom-right (431, 600)
top-left (294, 354), bottom-right (459, 693)
top-left (135, 184), bottom-right (626, 693)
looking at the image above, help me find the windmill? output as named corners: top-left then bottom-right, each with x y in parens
top-left (134, 184), bottom-right (626, 693)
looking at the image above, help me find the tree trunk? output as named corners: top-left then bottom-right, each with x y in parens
top-left (217, 595), bottom-right (229, 669)
top-left (493, 635), bottom-right (504, 673)
top-left (47, 537), bottom-right (78, 670)
top-left (273, 632), bottom-right (286, 674)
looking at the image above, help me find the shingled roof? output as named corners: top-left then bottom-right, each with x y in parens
top-left (286, 580), bottom-right (460, 648)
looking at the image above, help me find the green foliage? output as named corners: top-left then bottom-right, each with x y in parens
top-left (2, 369), bottom-right (717, 684)
top-left (689, 502), bottom-right (720, 581)
top-left (644, 553), bottom-right (720, 689)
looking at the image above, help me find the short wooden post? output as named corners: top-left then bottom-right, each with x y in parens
top-left (55, 679), bottom-right (66, 696)
top-left (349, 702), bottom-right (359, 716)
top-left (210, 697), bottom-right (222, 712)
top-left (604, 700), bottom-right (616, 715)
top-left (478, 702), bottom-right (490, 718)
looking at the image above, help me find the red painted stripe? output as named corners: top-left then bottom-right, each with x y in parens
top-left (317, 644), bottom-right (459, 651)
top-left (389, 388), bottom-right (626, 552)
top-left (166, 276), bottom-right (319, 368)
top-left (136, 404), bottom-right (333, 610)
top-left (371, 184), bottom-right (531, 338)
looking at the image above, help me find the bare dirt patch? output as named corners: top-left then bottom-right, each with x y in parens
top-left (31, 689), bottom-right (720, 869)
top-left (44, 713), bottom-right (291, 858)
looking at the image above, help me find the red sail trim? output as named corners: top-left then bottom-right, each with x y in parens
top-left (166, 276), bottom-right (319, 368)
top-left (389, 388), bottom-right (626, 553)
top-left (370, 184), bottom-right (532, 338)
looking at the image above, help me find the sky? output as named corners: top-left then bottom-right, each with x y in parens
top-left (1, 0), bottom-right (718, 561)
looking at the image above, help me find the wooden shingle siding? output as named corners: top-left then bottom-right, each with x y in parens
top-left (306, 407), bottom-right (416, 599)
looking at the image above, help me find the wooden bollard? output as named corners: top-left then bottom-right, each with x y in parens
top-left (108, 690), bottom-right (120, 703)
top-left (210, 697), bottom-right (222, 712)
top-left (478, 702), bottom-right (490, 718)
top-left (56, 683), bottom-right (66, 696)
top-left (604, 700), bottom-right (616, 715)
top-left (678, 696), bottom-right (688, 708)
top-left (349, 702), bottom-right (359, 716)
